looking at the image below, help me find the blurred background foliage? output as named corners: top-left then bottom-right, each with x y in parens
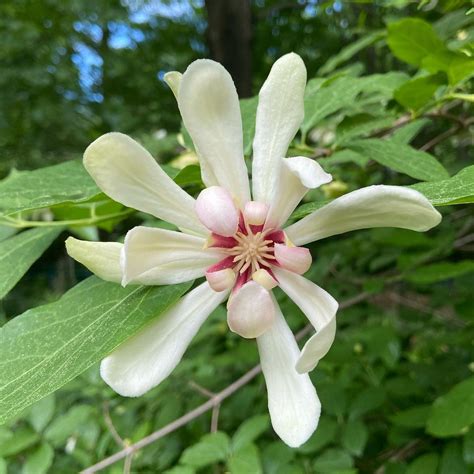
top-left (1, 0), bottom-right (474, 473)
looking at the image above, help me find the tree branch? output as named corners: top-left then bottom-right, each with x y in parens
top-left (80, 292), bottom-right (372, 473)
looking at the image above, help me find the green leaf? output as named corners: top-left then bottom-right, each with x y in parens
top-left (427, 376), bottom-right (474, 437)
top-left (390, 405), bottom-right (431, 428)
top-left (240, 96), bottom-right (258, 156)
top-left (319, 150), bottom-right (369, 170)
top-left (173, 165), bottom-right (203, 188)
top-left (407, 261), bottom-right (474, 284)
top-left (0, 160), bottom-right (99, 217)
top-left (349, 387), bottom-right (386, 420)
top-left (23, 442), bottom-right (54, 474)
top-left (0, 459), bottom-right (5, 474)
top-left (406, 453), bottom-right (439, 474)
top-left (394, 73), bottom-right (446, 111)
top-left (0, 427), bottom-right (39, 457)
top-left (27, 394), bottom-right (56, 432)
top-left (411, 165), bottom-right (474, 205)
top-left (391, 118), bottom-right (431, 144)
top-left (335, 114), bottom-right (394, 146)
top-left (319, 31), bottom-right (385, 75)
top-left (439, 441), bottom-right (469, 474)
top-left (0, 227), bottom-right (62, 299)
top-left (0, 277), bottom-right (191, 424)
top-left (181, 431), bottom-right (230, 468)
top-left (228, 443), bottom-right (262, 474)
top-left (297, 417), bottom-right (338, 454)
top-left (387, 18), bottom-right (445, 66)
top-left (232, 414), bottom-right (270, 452)
top-left (348, 139), bottom-right (449, 181)
top-left (341, 420), bottom-right (369, 456)
top-left (463, 429), bottom-right (474, 464)
top-left (44, 405), bottom-right (92, 445)
top-left (313, 449), bottom-right (354, 472)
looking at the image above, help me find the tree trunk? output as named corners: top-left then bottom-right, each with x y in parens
top-left (204, 0), bottom-right (252, 97)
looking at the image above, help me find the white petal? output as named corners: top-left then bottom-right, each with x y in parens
top-left (122, 226), bottom-right (223, 286)
top-left (257, 298), bottom-right (320, 447)
top-left (101, 282), bottom-right (227, 397)
top-left (84, 132), bottom-right (207, 236)
top-left (252, 53), bottom-right (307, 205)
top-left (195, 186), bottom-right (239, 237)
top-left (65, 237), bottom-right (122, 283)
top-left (266, 156), bottom-right (332, 229)
top-left (285, 185), bottom-right (442, 246)
top-left (164, 71), bottom-right (182, 99)
top-left (178, 60), bottom-right (250, 206)
top-left (274, 268), bottom-right (338, 373)
top-left (227, 281), bottom-right (275, 339)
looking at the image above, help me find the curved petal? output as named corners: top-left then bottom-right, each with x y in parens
top-left (266, 156), bottom-right (332, 229)
top-left (122, 226), bottom-right (223, 286)
top-left (66, 237), bottom-right (122, 283)
top-left (227, 281), bottom-right (275, 339)
top-left (274, 243), bottom-right (312, 274)
top-left (285, 185), bottom-right (442, 246)
top-left (84, 132), bottom-right (207, 236)
top-left (163, 71), bottom-right (182, 100)
top-left (274, 268), bottom-right (338, 373)
top-left (252, 53), bottom-right (307, 205)
top-left (101, 282), bottom-right (227, 397)
top-left (178, 59), bottom-right (250, 205)
top-left (257, 297), bottom-right (320, 447)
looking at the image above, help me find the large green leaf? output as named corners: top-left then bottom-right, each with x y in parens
top-left (0, 277), bottom-right (191, 424)
top-left (0, 227), bottom-right (62, 299)
top-left (411, 165), bottom-right (474, 205)
top-left (427, 377), bottom-right (474, 437)
top-left (0, 160), bottom-right (99, 217)
top-left (181, 431), bottom-right (230, 468)
top-left (394, 73), bottom-right (446, 111)
top-left (348, 139), bottom-right (449, 181)
top-left (407, 261), bottom-right (474, 284)
top-left (387, 18), bottom-right (445, 66)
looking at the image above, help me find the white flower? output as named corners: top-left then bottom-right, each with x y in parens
top-left (66, 53), bottom-right (441, 447)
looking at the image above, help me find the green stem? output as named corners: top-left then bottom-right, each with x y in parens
top-left (1, 209), bottom-right (135, 229)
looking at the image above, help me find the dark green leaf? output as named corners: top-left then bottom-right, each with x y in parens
top-left (407, 261), bottom-right (474, 284)
top-left (313, 448), bottom-right (354, 472)
top-left (23, 442), bottom-right (54, 474)
top-left (180, 431), bottom-right (230, 468)
top-left (228, 443), bottom-right (262, 474)
top-left (0, 427), bottom-right (39, 457)
top-left (341, 420), bottom-right (369, 456)
top-left (427, 377), bottom-right (474, 437)
top-left (0, 227), bottom-right (62, 299)
top-left (232, 414), bottom-right (270, 452)
top-left (406, 453), bottom-right (439, 474)
top-left (390, 405), bottom-right (431, 428)
top-left (439, 441), bottom-right (469, 474)
top-left (349, 139), bottom-right (449, 181)
top-left (0, 278), bottom-right (191, 424)
top-left (0, 161), bottom-right (99, 217)
top-left (349, 387), bottom-right (386, 420)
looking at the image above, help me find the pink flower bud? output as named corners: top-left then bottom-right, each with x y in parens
top-left (206, 268), bottom-right (236, 292)
top-left (243, 201), bottom-right (269, 226)
top-left (274, 243), bottom-right (312, 274)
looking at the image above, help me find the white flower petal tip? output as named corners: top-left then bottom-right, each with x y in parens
top-left (100, 282), bottom-right (227, 397)
top-left (257, 300), bottom-right (320, 447)
top-left (274, 243), bottom-right (312, 274)
top-left (206, 268), bottom-right (236, 292)
top-left (227, 281), bottom-right (275, 339)
top-left (65, 237), bottom-right (123, 283)
top-left (252, 269), bottom-right (278, 290)
top-left (164, 71), bottom-right (182, 99)
top-left (244, 201), bottom-right (269, 226)
top-left (178, 60), bottom-right (250, 204)
top-left (274, 268), bottom-right (338, 373)
top-left (285, 185), bottom-right (442, 246)
top-left (285, 156), bottom-right (333, 189)
top-left (195, 186), bottom-right (239, 237)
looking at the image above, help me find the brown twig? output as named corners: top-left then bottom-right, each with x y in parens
top-left (80, 292), bottom-right (373, 473)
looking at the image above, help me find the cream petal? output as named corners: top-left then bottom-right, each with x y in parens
top-left (100, 282), bottom-right (227, 397)
top-left (65, 237), bottom-right (122, 283)
top-left (274, 268), bottom-right (338, 373)
top-left (257, 298), bottom-right (320, 447)
top-left (285, 185), bottom-right (442, 246)
top-left (178, 59), bottom-right (250, 205)
top-left (163, 71), bottom-right (182, 100)
top-left (252, 53), bottom-right (307, 205)
top-left (121, 226), bottom-right (223, 286)
top-left (227, 281), bottom-right (275, 339)
top-left (84, 133), bottom-right (207, 236)
top-left (266, 156), bottom-right (332, 229)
